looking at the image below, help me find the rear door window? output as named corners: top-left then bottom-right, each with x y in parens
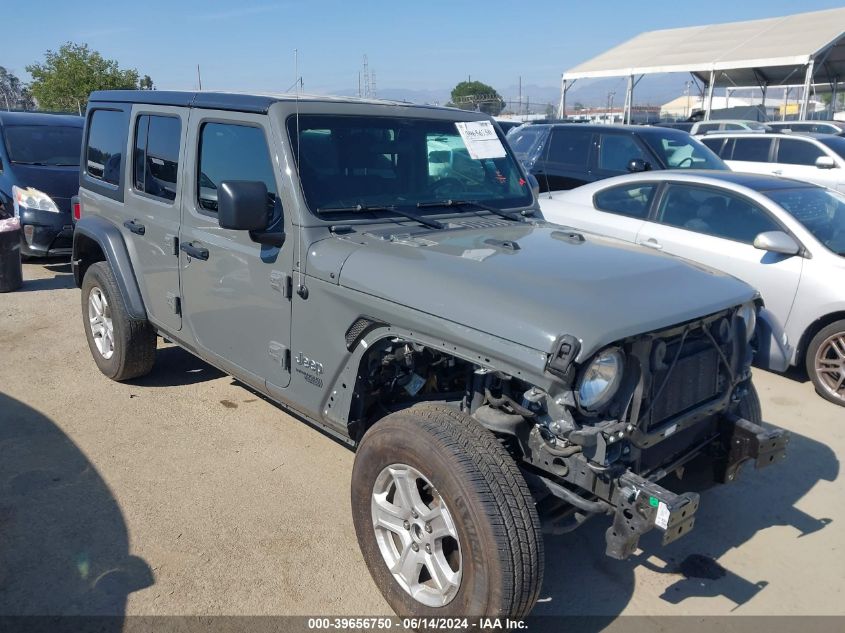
top-left (730, 138), bottom-right (773, 162)
top-left (596, 134), bottom-right (649, 174)
top-left (133, 115), bottom-right (181, 201)
top-left (594, 183), bottom-right (656, 218)
top-left (775, 138), bottom-right (825, 166)
top-left (547, 129), bottom-right (593, 169)
top-left (197, 122), bottom-right (277, 214)
top-left (86, 109), bottom-right (127, 185)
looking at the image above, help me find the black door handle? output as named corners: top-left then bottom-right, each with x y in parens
top-left (123, 219), bottom-right (145, 235)
top-left (180, 241), bottom-right (209, 261)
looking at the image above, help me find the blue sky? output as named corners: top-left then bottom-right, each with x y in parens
top-left (5, 0), bottom-right (845, 103)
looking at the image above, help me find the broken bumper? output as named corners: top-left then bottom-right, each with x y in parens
top-left (605, 415), bottom-right (789, 560)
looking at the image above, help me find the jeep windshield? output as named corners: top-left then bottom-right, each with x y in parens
top-left (287, 115), bottom-right (533, 221)
top-left (3, 125), bottom-right (83, 166)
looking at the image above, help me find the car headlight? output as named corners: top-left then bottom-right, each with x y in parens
top-left (12, 185), bottom-right (60, 215)
top-left (738, 302), bottom-right (757, 343)
top-left (578, 347), bottom-right (625, 410)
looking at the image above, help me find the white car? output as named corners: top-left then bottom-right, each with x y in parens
top-left (700, 132), bottom-right (845, 193)
top-left (540, 171), bottom-right (845, 406)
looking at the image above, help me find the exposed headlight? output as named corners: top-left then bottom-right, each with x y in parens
top-left (12, 185), bottom-right (60, 215)
top-left (738, 302), bottom-right (757, 343)
top-left (578, 347), bottom-right (625, 410)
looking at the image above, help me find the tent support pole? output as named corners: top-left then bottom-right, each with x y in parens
top-left (624, 75), bottom-right (634, 124)
top-left (831, 79), bottom-right (839, 117)
top-left (705, 70), bottom-right (716, 120)
top-left (800, 60), bottom-right (815, 120)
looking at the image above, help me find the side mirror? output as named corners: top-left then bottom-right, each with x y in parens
top-left (753, 230), bottom-right (800, 256)
top-left (627, 158), bottom-right (650, 173)
top-left (526, 173), bottom-right (540, 198)
top-left (815, 156), bottom-right (836, 170)
top-left (218, 181), bottom-right (270, 231)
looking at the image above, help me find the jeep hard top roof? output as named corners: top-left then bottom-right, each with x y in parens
top-left (88, 90), bottom-right (452, 115)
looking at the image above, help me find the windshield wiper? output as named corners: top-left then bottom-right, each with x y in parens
top-left (317, 203), bottom-right (444, 230)
top-left (416, 199), bottom-right (532, 222)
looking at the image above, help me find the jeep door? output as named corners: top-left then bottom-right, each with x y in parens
top-left (121, 106), bottom-right (186, 332)
top-left (178, 111), bottom-right (293, 390)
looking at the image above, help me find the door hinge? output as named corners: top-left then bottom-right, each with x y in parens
top-left (166, 292), bottom-right (181, 315)
top-left (269, 341), bottom-right (290, 370)
top-left (166, 234), bottom-right (179, 256)
top-left (270, 270), bottom-right (292, 299)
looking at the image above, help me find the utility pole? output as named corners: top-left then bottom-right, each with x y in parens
top-left (607, 91), bottom-right (616, 123)
top-left (518, 76), bottom-right (522, 115)
top-left (197, 64), bottom-right (203, 91)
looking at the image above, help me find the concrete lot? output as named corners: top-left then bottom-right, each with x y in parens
top-left (1, 260), bottom-right (843, 619)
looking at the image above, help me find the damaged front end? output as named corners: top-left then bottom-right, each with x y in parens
top-left (472, 303), bottom-right (789, 560)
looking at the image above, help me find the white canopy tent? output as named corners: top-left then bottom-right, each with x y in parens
top-left (559, 7), bottom-right (845, 122)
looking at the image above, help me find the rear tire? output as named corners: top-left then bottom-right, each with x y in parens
top-left (351, 403), bottom-right (543, 621)
top-left (81, 261), bottom-right (156, 381)
top-left (805, 320), bottom-right (845, 407)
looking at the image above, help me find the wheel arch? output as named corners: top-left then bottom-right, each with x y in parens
top-left (72, 216), bottom-right (147, 321)
top-left (797, 311), bottom-right (845, 367)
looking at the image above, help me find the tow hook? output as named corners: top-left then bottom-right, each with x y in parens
top-left (605, 472), bottom-right (700, 560)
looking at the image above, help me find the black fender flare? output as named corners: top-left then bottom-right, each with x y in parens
top-left (72, 215), bottom-right (147, 321)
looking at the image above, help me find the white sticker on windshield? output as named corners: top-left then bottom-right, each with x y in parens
top-left (454, 121), bottom-right (507, 160)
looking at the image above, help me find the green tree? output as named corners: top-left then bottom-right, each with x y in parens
top-left (26, 42), bottom-right (140, 112)
top-left (448, 80), bottom-right (505, 116)
top-left (139, 75), bottom-right (154, 91)
top-left (0, 67), bottom-right (34, 110)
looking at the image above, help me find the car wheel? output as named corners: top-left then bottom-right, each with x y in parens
top-left (81, 261), bottom-right (156, 381)
top-left (806, 320), bottom-right (845, 407)
top-left (351, 403), bottom-right (543, 621)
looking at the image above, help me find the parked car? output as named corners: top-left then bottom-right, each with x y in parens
top-left (541, 170), bottom-right (845, 406)
top-left (509, 123), bottom-right (726, 192)
top-left (0, 111), bottom-right (83, 258)
top-left (690, 120), bottom-right (770, 135)
top-left (73, 90), bottom-right (788, 620)
top-left (700, 132), bottom-right (845, 193)
top-left (768, 120), bottom-right (845, 135)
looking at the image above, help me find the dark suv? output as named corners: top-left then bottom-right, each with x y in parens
top-left (0, 112), bottom-right (83, 257)
top-left (509, 123), bottom-right (726, 192)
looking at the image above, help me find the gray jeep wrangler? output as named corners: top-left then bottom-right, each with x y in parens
top-left (72, 90), bottom-right (788, 619)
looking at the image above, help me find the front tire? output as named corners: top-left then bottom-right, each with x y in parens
top-left (806, 320), bottom-right (845, 407)
top-left (351, 403), bottom-right (543, 620)
top-left (81, 261), bottom-right (156, 381)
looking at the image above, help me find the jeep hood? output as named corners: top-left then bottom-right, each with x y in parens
top-left (336, 223), bottom-right (755, 361)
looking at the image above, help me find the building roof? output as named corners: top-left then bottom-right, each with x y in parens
top-left (563, 7), bottom-right (845, 87)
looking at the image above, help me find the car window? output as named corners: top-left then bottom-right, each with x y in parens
top-left (657, 184), bottom-right (779, 243)
top-left (507, 127), bottom-right (545, 162)
top-left (547, 129), bottom-right (592, 168)
top-left (643, 133), bottom-right (726, 169)
top-left (730, 138), bottom-right (772, 162)
top-left (695, 123), bottom-right (720, 134)
top-left (724, 123), bottom-right (744, 130)
top-left (197, 122), bottom-right (277, 213)
top-left (133, 115), bottom-right (181, 201)
top-left (86, 110), bottom-right (127, 185)
top-left (765, 186), bottom-right (845, 255)
top-left (776, 138), bottom-right (825, 166)
top-left (594, 183), bottom-right (656, 219)
top-left (3, 125), bottom-right (82, 166)
top-left (700, 137), bottom-right (726, 155)
top-left (596, 134), bottom-right (648, 173)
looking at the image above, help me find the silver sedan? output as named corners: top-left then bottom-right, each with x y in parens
top-left (540, 170), bottom-right (845, 407)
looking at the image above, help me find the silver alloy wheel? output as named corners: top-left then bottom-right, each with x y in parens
top-left (88, 287), bottom-right (115, 360)
top-left (815, 332), bottom-right (845, 402)
top-left (371, 464), bottom-right (462, 607)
